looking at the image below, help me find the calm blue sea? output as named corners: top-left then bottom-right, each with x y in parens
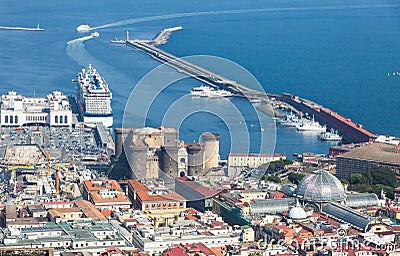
top-left (0, 0), bottom-right (399, 159)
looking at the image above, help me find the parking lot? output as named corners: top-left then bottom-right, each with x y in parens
top-left (0, 126), bottom-right (111, 165)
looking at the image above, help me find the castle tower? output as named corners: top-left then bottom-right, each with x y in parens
top-left (202, 133), bottom-right (220, 169)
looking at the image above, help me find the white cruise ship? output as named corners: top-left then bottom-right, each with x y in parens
top-left (76, 64), bottom-right (113, 128)
top-left (190, 86), bottom-right (232, 98)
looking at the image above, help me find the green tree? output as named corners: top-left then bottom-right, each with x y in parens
top-left (366, 166), bottom-right (397, 188)
top-left (349, 173), bottom-right (365, 185)
top-left (349, 183), bottom-right (372, 193)
top-left (288, 172), bottom-right (305, 185)
top-left (372, 184), bottom-right (394, 199)
top-left (265, 175), bottom-right (281, 183)
top-left (259, 159), bottom-right (293, 172)
top-left (340, 179), bottom-right (350, 186)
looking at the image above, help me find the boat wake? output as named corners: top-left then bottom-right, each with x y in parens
top-left (66, 35), bottom-right (94, 45)
top-left (86, 4), bottom-right (399, 31)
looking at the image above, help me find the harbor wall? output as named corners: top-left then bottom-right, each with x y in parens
top-left (278, 94), bottom-right (376, 143)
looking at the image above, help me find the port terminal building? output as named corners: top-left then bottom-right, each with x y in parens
top-left (0, 91), bottom-right (72, 127)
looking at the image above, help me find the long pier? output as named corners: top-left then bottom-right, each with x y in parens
top-left (112, 36), bottom-right (273, 100)
top-left (112, 31), bottom-right (377, 143)
top-left (0, 26), bottom-right (44, 31)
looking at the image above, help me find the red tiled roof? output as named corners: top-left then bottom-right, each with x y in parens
top-left (90, 192), bottom-right (131, 204)
top-left (185, 215), bottom-right (199, 221)
top-left (163, 248), bottom-right (187, 256)
top-left (84, 179), bottom-right (122, 191)
top-left (136, 190), bottom-right (186, 202)
top-left (128, 180), bottom-right (148, 192)
top-left (176, 177), bottom-right (226, 197)
top-left (101, 209), bottom-right (113, 217)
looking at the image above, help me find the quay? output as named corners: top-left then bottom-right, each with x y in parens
top-left (113, 29), bottom-right (376, 143)
top-left (151, 25), bottom-right (183, 46)
top-left (112, 31), bottom-right (273, 101)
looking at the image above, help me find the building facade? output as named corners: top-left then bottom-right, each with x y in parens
top-left (127, 180), bottom-right (186, 212)
top-left (0, 91), bottom-right (72, 127)
top-left (227, 153), bottom-right (286, 176)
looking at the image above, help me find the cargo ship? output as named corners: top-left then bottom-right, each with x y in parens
top-left (76, 64), bottom-right (113, 128)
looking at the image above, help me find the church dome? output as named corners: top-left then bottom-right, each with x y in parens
top-left (288, 204), bottom-right (307, 220)
top-left (295, 170), bottom-right (346, 203)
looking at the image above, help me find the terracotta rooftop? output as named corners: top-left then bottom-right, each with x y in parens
top-left (128, 179), bottom-right (149, 192)
top-left (74, 200), bottom-right (107, 221)
top-left (84, 179), bottom-right (122, 191)
top-left (176, 177), bottom-right (227, 197)
top-left (90, 192), bottom-right (131, 204)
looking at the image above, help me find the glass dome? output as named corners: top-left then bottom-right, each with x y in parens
top-left (295, 170), bottom-right (346, 203)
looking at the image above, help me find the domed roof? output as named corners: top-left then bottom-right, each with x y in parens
top-left (295, 170), bottom-right (346, 203)
top-left (288, 200), bottom-right (307, 219)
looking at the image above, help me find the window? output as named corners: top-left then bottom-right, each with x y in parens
top-left (5, 116), bottom-right (8, 123)
top-left (64, 115), bottom-right (68, 123)
top-left (55, 116), bottom-right (58, 123)
top-left (10, 116), bottom-right (13, 123)
top-left (15, 116), bottom-right (18, 123)
top-left (59, 116), bottom-right (63, 123)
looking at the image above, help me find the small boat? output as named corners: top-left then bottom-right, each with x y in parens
top-left (318, 128), bottom-right (342, 141)
top-left (91, 31), bottom-right (99, 37)
top-left (76, 24), bottom-right (91, 32)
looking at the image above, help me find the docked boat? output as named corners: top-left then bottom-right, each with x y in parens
top-left (76, 64), bottom-right (113, 128)
top-left (190, 86), bottom-right (232, 98)
top-left (91, 31), bottom-right (99, 37)
top-left (296, 116), bottom-right (326, 132)
top-left (318, 128), bottom-right (342, 141)
top-left (279, 112), bottom-right (307, 127)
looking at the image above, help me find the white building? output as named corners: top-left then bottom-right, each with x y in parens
top-left (0, 91), bottom-right (72, 127)
top-left (227, 153), bottom-right (286, 176)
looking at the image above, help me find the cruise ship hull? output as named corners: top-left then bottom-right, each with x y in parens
top-left (83, 114), bottom-right (113, 128)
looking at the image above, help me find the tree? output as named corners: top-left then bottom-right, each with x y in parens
top-left (263, 159), bottom-right (294, 173)
top-left (349, 173), bottom-right (365, 185)
top-left (372, 184), bottom-right (394, 199)
top-left (365, 166), bottom-right (397, 188)
top-left (288, 172), bottom-right (305, 185)
top-left (265, 175), bottom-right (281, 183)
top-left (340, 179), bottom-right (350, 186)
